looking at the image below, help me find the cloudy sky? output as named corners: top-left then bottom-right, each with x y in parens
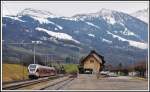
top-left (2, 1), bottom-right (149, 17)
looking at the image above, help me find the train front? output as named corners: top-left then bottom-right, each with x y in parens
top-left (28, 64), bottom-right (39, 79)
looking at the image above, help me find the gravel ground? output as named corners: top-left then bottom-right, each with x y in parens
top-left (55, 74), bottom-right (148, 90)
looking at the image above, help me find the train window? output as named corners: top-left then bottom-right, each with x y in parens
top-left (29, 65), bottom-right (36, 68)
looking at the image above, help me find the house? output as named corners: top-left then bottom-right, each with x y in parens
top-left (78, 50), bottom-right (105, 74)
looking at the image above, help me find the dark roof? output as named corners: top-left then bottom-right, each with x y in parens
top-left (80, 50), bottom-right (105, 65)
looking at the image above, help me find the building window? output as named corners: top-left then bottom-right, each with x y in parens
top-left (90, 60), bottom-right (94, 63)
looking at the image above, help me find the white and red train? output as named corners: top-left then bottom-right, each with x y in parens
top-left (28, 64), bottom-right (57, 79)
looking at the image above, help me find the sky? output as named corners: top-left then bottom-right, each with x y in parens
top-left (2, 1), bottom-right (149, 17)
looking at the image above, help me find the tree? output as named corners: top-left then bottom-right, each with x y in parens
top-left (127, 60), bottom-right (147, 77)
top-left (134, 61), bottom-right (146, 77)
top-left (117, 62), bottom-right (123, 75)
top-left (118, 62), bottom-right (123, 70)
top-left (104, 64), bottom-right (112, 71)
top-left (65, 57), bottom-right (71, 64)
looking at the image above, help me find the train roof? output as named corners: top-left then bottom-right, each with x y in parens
top-left (28, 64), bottom-right (55, 70)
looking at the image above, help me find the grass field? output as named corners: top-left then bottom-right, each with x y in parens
top-left (2, 63), bottom-right (78, 82)
top-left (63, 64), bottom-right (79, 73)
top-left (2, 64), bottom-right (28, 82)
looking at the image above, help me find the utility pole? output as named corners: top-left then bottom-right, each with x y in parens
top-left (146, 56), bottom-right (148, 78)
top-left (31, 41), bottom-right (42, 64)
top-left (132, 59), bottom-right (134, 77)
top-left (46, 54), bottom-right (48, 66)
top-left (33, 43), bottom-right (35, 64)
top-left (20, 44), bottom-right (24, 80)
top-left (78, 49), bottom-right (80, 64)
top-left (19, 48), bottom-right (24, 80)
top-left (45, 55), bottom-right (46, 66)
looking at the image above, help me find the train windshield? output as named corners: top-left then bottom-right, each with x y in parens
top-left (29, 64), bottom-right (36, 68)
top-left (29, 64), bottom-right (37, 72)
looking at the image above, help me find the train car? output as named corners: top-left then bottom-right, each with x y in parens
top-left (28, 64), bottom-right (57, 79)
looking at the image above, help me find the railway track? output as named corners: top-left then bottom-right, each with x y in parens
top-left (2, 75), bottom-right (63, 90)
top-left (2, 79), bottom-right (31, 85)
top-left (41, 77), bottom-right (74, 90)
top-left (38, 74), bottom-right (76, 90)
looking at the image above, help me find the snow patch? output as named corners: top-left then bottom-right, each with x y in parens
top-left (4, 16), bottom-right (25, 22)
top-left (104, 16), bottom-right (116, 24)
top-left (63, 44), bottom-right (80, 49)
top-left (86, 22), bottom-right (100, 29)
top-left (40, 36), bottom-right (48, 41)
top-left (40, 36), bottom-right (59, 43)
top-left (25, 29), bottom-right (30, 32)
top-left (31, 16), bottom-right (50, 24)
top-left (36, 27), bottom-right (79, 43)
top-left (128, 40), bottom-right (148, 49)
top-left (54, 28), bottom-right (58, 30)
top-left (88, 34), bottom-right (95, 37)
top-left (48, 21), bottom-right (63, 30)
top-left (61, 17), bottom-right (79, 21)
top-left (122, 28), bottom-right (137, 36)
top-left (30, 16), bottom-right (63, 30)
top-left (36, 41), bottom-right (42, 44)
top-left (102, 38), bottom-right (112, 44)
top-left (107, 31), bottom-right (147, 49)
top-left (107, 31), bottom-right (126, 41)
top-left (113, 28), bottom-right (138, 36)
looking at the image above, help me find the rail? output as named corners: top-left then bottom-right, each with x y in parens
top-left (2, 75), bottom-right (62, 90)
top-left (2, 74), bottom-right (76, 90)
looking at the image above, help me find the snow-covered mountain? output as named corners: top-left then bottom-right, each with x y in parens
top-left (72, 8), bottom-right (119, 24)
top-left (17, 8), bottom-right (60, 18)
top-left (131, 8), bottom-right (148, 23)
top-left (2, 8), bottom-right (148, 66)
top-left (72, 8), bottom-right (148, 47)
